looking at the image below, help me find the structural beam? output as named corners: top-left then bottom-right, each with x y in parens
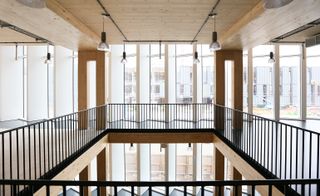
top-left (221, 1), bottom-right (320, 50)
top-left (0, 0), bottom-right (98, 50)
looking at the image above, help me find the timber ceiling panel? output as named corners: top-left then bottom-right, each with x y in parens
top-left (0, 28), bottom-right (35, 43)
top-left (55, 0), bottom-right (260, 44)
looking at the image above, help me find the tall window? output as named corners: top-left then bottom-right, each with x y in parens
top-left (243, 50), bottom-right (248, 112)
top-left (150, 45), bottom-right (165, 103)
top-left (176, 143), bottom-right (193, 181)
top-left (48, 45), bottom-right (55, 118)
top-left (279, 45), bottom-right (301, 119)
top-left (151, 144), bottom-right (165, 181)
top-left (252, 45), bottom-right (274, 118)
top-left (125, 144), bottom-right (137, 181)
top-left (202, 143), bottom-right (214, 180)
top-left (176, 45), bottom-right (193, 103)
top-left (306, 45), bottom-right (320, 118)
top-left (124, 45), bottom-right (137, 103)
top-left (198, 44), bottom-right (214, 103)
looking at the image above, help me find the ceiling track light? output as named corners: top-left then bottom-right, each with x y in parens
top-left (264, 0), bottom-right (293, 9)
top-left (194, 50), bottom-right (200, 64)
top-left (209, 13), bottom-right (221, 52)
top-left (97, 15), bottom-right (110, 52)
top-left (129, 143), bottom-right (134, 151)
top-left (16, 0), bottom-right (46, 8)
top-left (121, 43), bottom-right (127, 64)
top-left (187, 143), bottom-right (192, 151)
top-left (268, 52), bottom-right (276, 64)
top-left (45, 52), bottom-right (51, 64)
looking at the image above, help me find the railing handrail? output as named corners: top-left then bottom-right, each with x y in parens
top-left (1, 103), bottom-right (319, 136)
top-left (1, 178), bottom-right (320, 186)
top-left (214, 104), bottom-right (319, 135)
top-left (0, 104), bottom-right (106, 134)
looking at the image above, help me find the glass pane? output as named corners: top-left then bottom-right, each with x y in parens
top-left (279, 45), bottom-right (301, 56)
top-left (252, 56), bottom-right (274, 118)
top-left (202, 143), bottom-right (213, 180)
top-left (176, 44), bottom-right (193, 103)
top-left (279, 45), bottom-right (301, 118)
top-left (306, 47), bottom-right (320, 118)
top-left (252, 45), bottom-right (274, 56)
top-left (176, 144), bottom-right (193, 181)
top-left (243, 52), bottom-right (248, 112)
top-left (124, 45), bottom-right (137, 103)
top-left (201, 45), bottom-right (214, 104)
top-left (150, 45), bottom-right (165, 103)
top-left (151, 144), bottom-right (165, 181)
top-left (125, 144), bottom-right (137, 181)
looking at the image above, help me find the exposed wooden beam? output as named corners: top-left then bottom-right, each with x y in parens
top-left (221, 0), bottom-right (320, 49)
top-left (0, 0), bottom-right (99, 50)
top-left (46, 0), bottom-right (99, 47)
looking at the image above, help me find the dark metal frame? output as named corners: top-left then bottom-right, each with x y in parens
top-left (1, 103), bottom-right (320, 195)
top-left (1, 178), bottom-right (319, 196)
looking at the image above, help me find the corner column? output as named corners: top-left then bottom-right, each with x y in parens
top-left (79, 165), bottom-right (91, 196)
top-left (78, 50), bottom-right (106, 130)
top-left (214, 146), bottom-right (224, 196)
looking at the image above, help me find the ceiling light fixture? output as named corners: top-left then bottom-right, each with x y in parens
top-left (16, 0), bottom-right (46, 8)
top-left (187, 143), bottom-right (192, 151)
top-left (209, 13), bottom-right (221, 52)
top-left (194, 50), bottom-right (200, 64)
top-left (97, 15), bottom-right (110, 52)
top-left (264, 0), bottom-right (293, 9)
top-left (45, 52), bottom-right (51, 64)
top-left (268, 52), bottom-right (276, 64)
top-left (129, 143), bottom-right (134, 151)
top-left (121, 43), bottom-right (127, 64)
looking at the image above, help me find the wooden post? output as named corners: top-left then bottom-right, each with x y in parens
top-left (97, 147), bottom-right (107, 195)
top-left (79, 165), bottom-right (91, 196)
top-left (214, 146), bottom-right (224, 196)
top-left (230, 165), bottom-right (242, 196)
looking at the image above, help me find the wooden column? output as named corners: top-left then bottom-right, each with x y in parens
top-left (79, 165), bottom-right (91, 196)
top-left (230, 165), bottom-right (242, 196)
top-left (97, 147), bottom-right (107, 195)
top-left (214, 50), bottom-right (243, 131)
top-left (78, 50), bottom-right (106, 130)
top-left (214, 146), bottom-right (224, 196)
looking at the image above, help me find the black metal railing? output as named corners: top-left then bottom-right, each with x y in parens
top-left (1, 178), bottom-right (319, 196)
top-left (105, 103), bottom-right (215, 129)
top-left (214, 104), bottom-right (320, 195)
top-left (1, 103), bottom-right (320, 195)
top-left (0, 105), bottom-right (107, 183)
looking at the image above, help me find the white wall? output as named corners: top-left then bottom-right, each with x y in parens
top-left (0, 46), bottom-right (24, 121)
top-left (54, 46), bottom-right (73, 116)
top-left (27, 46), bottom-right (48, 121)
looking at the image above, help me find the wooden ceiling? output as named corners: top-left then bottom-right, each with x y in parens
top-left (55, 0), bottom-right (260, 44)
top-left (0, 0), bottom-right (319, 50)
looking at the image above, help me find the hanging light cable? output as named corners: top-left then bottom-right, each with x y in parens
top-left (121, 43), bottom-right (127, 64)
top-left (97, 15), bottom-right (110, 52)
top-left (209, 13), bottom-right (221, 52)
